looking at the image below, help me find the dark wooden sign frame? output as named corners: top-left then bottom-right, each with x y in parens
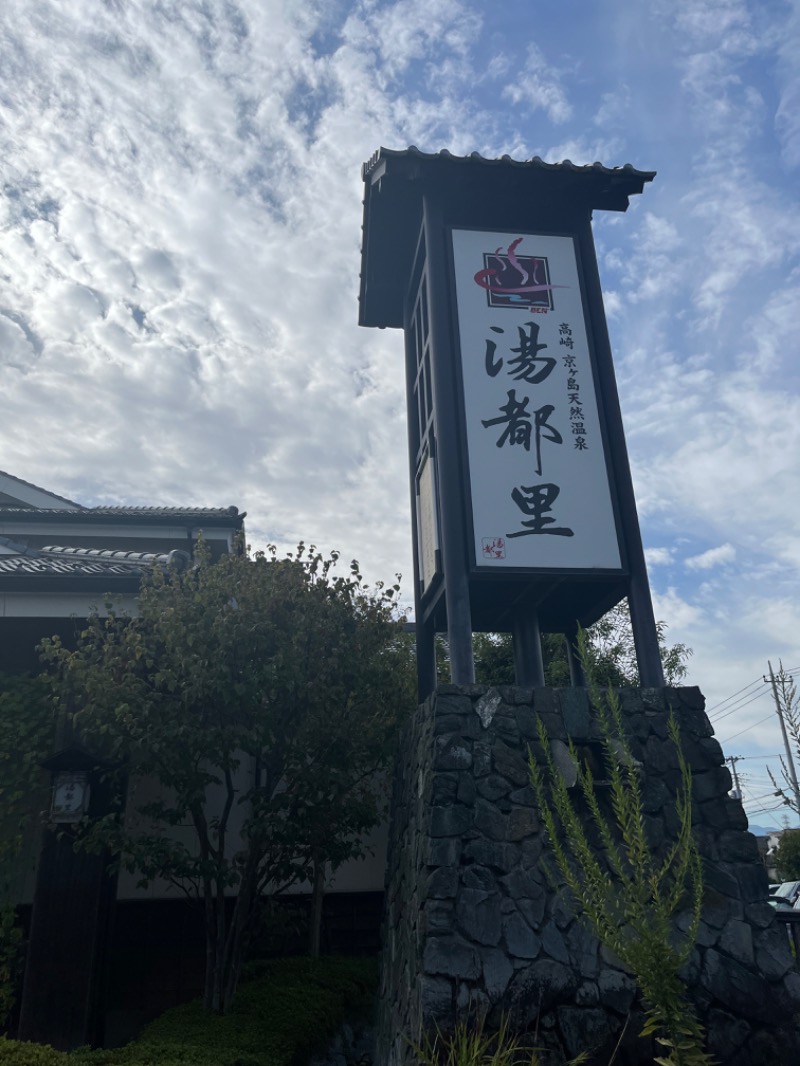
top-left (359, 148), bottom-right (663, 698)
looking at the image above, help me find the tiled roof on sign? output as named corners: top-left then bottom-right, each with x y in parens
top-left (358, 146), bottom-right (656, 329)
top-left (361, 145), bottom-right (656, 183)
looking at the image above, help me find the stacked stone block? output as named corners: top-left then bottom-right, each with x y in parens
top-left (377, 685), bottom-right (800, 1066)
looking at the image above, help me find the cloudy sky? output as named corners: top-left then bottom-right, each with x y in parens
top-left (1, 0), bottom-right (799, 825)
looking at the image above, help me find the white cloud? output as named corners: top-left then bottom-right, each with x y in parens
top-left (775, 0), bottom-right (800, 168)
top-left (685, 543), bottom-right (736, 571)
top-left (593, 86), bottom-right (632, 130)
top-left (645, 547), bottom-right (674, 568)
top-left (354, 0), bottom-right (482, 81)
top-left (500, 43), bottom-right (572, 125)
top-left (662, 0), bottom-right (762, 56)
top-left (0, 310), bottom-right (40, 365)
top-left (603, 290), bottom-right (622, 318)
top-left (538, 134), bottom-right (621, 166)
top-left (652, 587), bottom-right (705, 631)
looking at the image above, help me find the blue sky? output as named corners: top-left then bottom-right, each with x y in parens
top-left (0, 0), bottom-right (798, 826)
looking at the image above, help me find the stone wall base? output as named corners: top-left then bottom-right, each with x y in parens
top-left (377, 685), bottom-right (800, 1066)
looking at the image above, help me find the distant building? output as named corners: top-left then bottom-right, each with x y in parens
top-left (0, 469), bottom-right (245, 672)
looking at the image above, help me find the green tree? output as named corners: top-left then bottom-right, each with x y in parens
top-left (465, 601), bottom-right (691, 688)
top-left (40, 542), bottom-right (414, 1013)
top-left (774, 830), bottom-right (800, 881)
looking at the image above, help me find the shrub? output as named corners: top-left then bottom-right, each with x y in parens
top-left (411, 1013), bottom-right (586, 1066)
top-left (0, 956), bottom-right (378, 1066)
top-left (0, 907), bottom-right (23, 1032)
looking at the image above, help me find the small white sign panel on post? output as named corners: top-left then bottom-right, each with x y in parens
top-left (451, 229), bottom-right (622, 571)
top-left (417, 454), bottom-right (439, 593)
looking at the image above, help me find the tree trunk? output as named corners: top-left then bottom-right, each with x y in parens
top-left (215, 880), bottom-right (226, 1012)
top-left (202, 879), bottom-right (217, 1012)
top-left (220, 856), bottom-right (257, 1012)
top-left (308, 852), bottom-right (326, 958)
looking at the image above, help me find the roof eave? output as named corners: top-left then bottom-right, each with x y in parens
top-left (358, 147), bottom-right (656, 329)
top-left (0, 509), bottom-right (245, 527)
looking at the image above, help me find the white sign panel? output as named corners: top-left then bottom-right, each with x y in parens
top-left (452, 229), bottom-right (621, 571)
top-left (417, 453), bottom-right (439, 592)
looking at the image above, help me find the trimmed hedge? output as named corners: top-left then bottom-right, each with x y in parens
top-left (0, 956), bottom-right (378, 1066)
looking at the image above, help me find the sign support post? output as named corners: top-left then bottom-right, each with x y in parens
top-left (512, 610), bottom-right (545, 688)
top-left (423, 193), bottom-right (475, 685)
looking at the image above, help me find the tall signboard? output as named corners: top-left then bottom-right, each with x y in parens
top-left (452, 229), bottom-right (620, 571)
top-left (359, 148), bottom-right (663, 698)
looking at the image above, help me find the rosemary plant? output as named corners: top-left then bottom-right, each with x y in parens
top-left (528, 631), bottom-right (711, 1066)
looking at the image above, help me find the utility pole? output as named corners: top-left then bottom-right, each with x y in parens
top-left (767, 660), bottom-right (800, 814)
top-left (726, 755), bottom-right (743, 800)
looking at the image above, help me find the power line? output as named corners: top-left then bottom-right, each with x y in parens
top-left (740, 778), bottom-right (794, 822)
top-left (762, 665), bottom-right (800, 683)
top-left (707, 666), bottom-right (800, 718)
top-left (742, 796), bottom-right (788, 820)
top-left (709, 687), bottom-right (771, 724)
top-left (742, 782), bottom-right (786, 795)
top-left (732, 754), bottom-right (784, 760)
top-left (746, 790), bottom-right (788, 803)
top-left (718, 711), bottom-right (776, 745)
top-left (707, 675), bottom-right (767, 715)
top-left (711, 679), bottom-right (793, 721)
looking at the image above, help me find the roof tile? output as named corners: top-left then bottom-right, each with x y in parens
top-left (361, 145), bottom-right (655, 182)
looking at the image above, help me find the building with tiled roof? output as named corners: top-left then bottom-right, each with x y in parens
top-left (0, 471), bottom-right (82, 509)
top-left (0, 471), bottom-right (245, 672)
